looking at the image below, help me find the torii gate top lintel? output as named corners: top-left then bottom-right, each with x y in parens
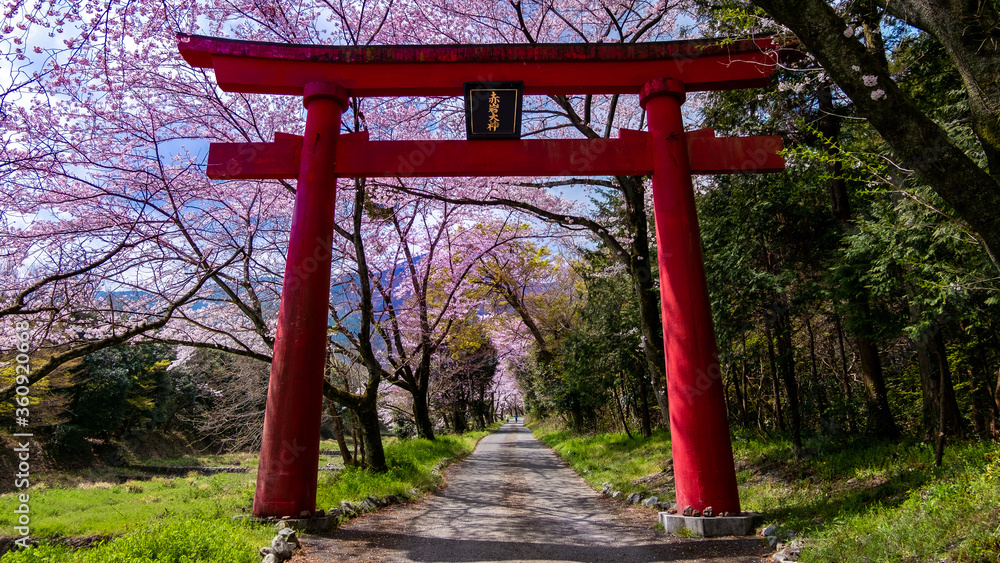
top-left (177, 33), bottom-right (792, 97)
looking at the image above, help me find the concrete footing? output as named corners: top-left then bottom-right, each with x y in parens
top-left (659, 512), bottom-right (758, 537)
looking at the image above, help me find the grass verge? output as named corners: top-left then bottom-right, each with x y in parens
top-left (0, 425), bottom-right (499, 562)
top-left (529, 418), bottom-right (1000, 562)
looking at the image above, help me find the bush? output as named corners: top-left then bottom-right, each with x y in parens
top-left (49, 425), bottom-right (91, 458)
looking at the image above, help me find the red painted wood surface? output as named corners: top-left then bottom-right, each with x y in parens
top-left (177, 34), bottom-right (793, 96)
top-left (206, 129), bottom-right (783, 179)
top-left (642, 78), bottom-right (741, 514)
top-left (253, 83), bottom-right (348, 519)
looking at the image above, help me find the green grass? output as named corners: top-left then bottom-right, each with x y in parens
top-left (529, 419), bottom-right (1000, 562)
top-left (0, 518), bottom-right (273, 563)
top-left (0, 473), bottom-right (257, 537)
top-left (0, 426), bottom-right (497, 562)
top-left (530, 422), bottom-right (673, 496)
top-left (315, 429), bottom-right (494, 509)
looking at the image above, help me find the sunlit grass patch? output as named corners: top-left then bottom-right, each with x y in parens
top-left (0, 518), bottom-right (273, 563)
top-left (315, 427), bottom-right (495, 509)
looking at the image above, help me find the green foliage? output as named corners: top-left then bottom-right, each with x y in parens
top-left (66, 344), bottom-right (176, 440)
top-left (49, 425), bottom-right (91, 457)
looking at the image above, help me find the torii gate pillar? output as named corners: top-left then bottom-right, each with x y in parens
top-left (642, 78), bottom-right (740, 513)
top-left (253, 82), bottom-right (348, 518)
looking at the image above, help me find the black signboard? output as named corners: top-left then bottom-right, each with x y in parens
top-left (464, 81), bottom-right (523, 140)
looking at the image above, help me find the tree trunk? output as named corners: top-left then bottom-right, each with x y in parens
top-left (453, 405), bottom-right (468, 434)
top-left (913, 320), bottom-right (941, 439)
top-left (412, 387), bottom-right (436, 440)
top-left (328, 401), bottom-right (354, 467)
top-left (912, 319), bottom-right (964, 438)
top-left (740, 332), bottom-right (751, 427)
top-left (817, 83), bottom-right (850, 222)
top-left (806, 316), bottom-right (828, 417)
top-left (993, 365), bottom-right (1000, 435)
top-left (775, 311), bottom-right (802, 458)
top-left (614, 384), bottom-right (634, 439)
top-left (731, 358), bottom-right (748, 428)
top-left (932, 326), bottom-right (964, 436)
top-left (638, 373), bottom-right (653, 438)
top-left (357, 406), bottom-right (386, 472)
top-left (855, 336), bottom-right (900, 438)
top-left (834, 314), bottom-right (853, 400)
top-left (620, 175), bottom-right (670, 427)
top-left (765, 326), bottom-right (785, 431)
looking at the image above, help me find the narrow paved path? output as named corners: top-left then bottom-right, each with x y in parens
top-left (298, 422), bottom-right (768, 563)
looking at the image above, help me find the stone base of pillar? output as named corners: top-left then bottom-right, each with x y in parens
top-left (659, 512), bottom-right (760, 537)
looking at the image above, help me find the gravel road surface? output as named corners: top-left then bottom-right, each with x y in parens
top-left (298, 422), bottom-right (768, 563)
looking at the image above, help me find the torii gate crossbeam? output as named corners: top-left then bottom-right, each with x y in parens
top-left (177, 33), bottom-right (794, 521)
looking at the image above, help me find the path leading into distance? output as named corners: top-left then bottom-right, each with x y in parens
top-left (298, 422), bottom-right (767, 563)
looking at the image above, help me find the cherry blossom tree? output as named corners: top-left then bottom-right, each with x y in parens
top-left (1, 0), bottom-right (701, 446)
top-left (324, 176), bottom-right (550, 440)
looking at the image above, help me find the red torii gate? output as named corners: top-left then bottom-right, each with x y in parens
top-left (177, 33), bottom-right (791, 520)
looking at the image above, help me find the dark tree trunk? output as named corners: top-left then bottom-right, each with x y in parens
top-left (765, 326), bottom-right (785, 431)
top-left (619, 175), bottom-right (670, 425)
top-left (934, 339), bottom-right (948, 467)
top-left (357, 406), bottom-right (386, 472)
top-left (855, 336), bottom-right (900, 438)
top-left (730, 358), bottom-right (748, 428)
top-left (806, 316), bottom-right (828, 416)
top-left (638, 374), bottom-right (653, 438)
top-left (914, 323), bottom-right (941, 439)
top-left (328, 402), bottom-right (354, 467)
top-left (412, 387), bottom-right (436, 440)
top-left (932, 326), bottom-right (964, 435)
top-left (817, 83), bottom-right (850, 223)
top-left (453, 406), bottom-right (468, 434)
top-left (912, 320), bottom-right (964, 438)
top-left (775, 311), bottom-right (802, 458)
top-left (993, 365), bottom-right (1000, 435)
top-left (614, 384), bottom-right (634, 439)
top-left (966, 368), bottom-right (986, 435)
top-left (834, 314), bottom-right (853, 400)
top-left (740, 332), bottom-right (751, 427)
